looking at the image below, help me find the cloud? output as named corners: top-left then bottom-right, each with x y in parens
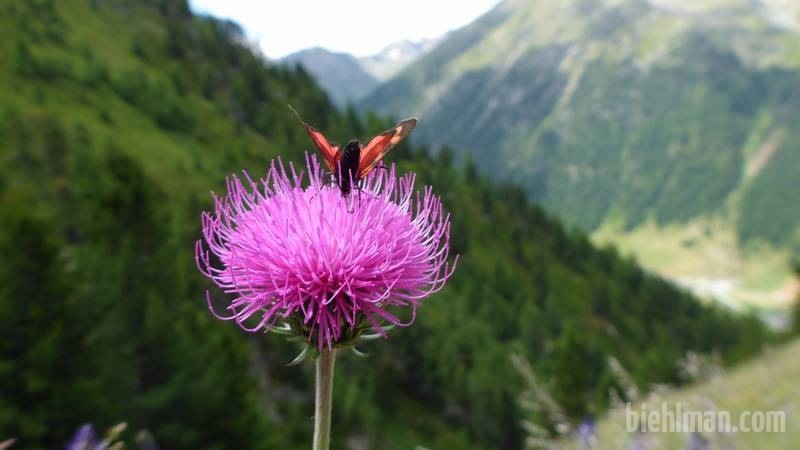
top-left (189, 0), bottom-right (501, 58)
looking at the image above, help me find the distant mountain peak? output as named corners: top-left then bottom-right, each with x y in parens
top-left (281, 47), bottom-right (378, 107)
top-left (360, 37), bottom-right (442, 78)
top-left (280, 37), bottom-right (441, 106)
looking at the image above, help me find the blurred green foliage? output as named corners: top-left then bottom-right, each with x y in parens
top-left (0, 1), bottom-right (773, 449)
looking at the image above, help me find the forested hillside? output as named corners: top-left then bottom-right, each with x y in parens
top-left (0, 1), bottom-right (771, 449)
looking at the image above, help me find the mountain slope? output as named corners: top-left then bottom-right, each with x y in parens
top-left (282, 47), bottom-right (379, 106)
top-left (560, 337), bottom-right (800, 450)
top-left (0, 1), bottom-right (771, 449)
top-left (360, 0), bottom-right (800, 307)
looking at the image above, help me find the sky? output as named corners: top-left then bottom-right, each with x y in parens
top-left (189, 0), bottom-right (502, 59)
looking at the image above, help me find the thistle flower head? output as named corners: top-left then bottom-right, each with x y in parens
top-left (196, 155), bottom-right (456, 349)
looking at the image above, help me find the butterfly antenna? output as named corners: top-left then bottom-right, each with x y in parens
top-left (288, 104), bottom-right (313, 129)
top-left (288, 104), bottom-right (302, 121)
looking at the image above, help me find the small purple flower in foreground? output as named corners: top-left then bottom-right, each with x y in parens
top-left (196, 155), bottom-right (456, 349)
top-left (66, 424), bottom-right (104, 450)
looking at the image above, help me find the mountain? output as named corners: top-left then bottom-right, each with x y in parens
top-left (281, 38), bottom-right (439, 106)
top-left (360, 0), bottom-right (800, 310)
top-left (359, 37), bottom-right (441, 79)
top-left (282, 47), bottom-right (379, 106)
top-left (0, 1), bottom-right (771, 449)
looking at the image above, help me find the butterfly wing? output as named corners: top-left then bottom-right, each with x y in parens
top-left (358, 118), bottom-right (417, 178)
top-left (289, 105), bottom-right (339, 171)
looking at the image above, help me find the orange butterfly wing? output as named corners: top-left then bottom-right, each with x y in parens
top-left (358, 118), bottom-right (417, 178)
top-left (289, 105), bottom-right (339, 171)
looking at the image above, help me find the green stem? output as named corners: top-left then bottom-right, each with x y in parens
top-left (313, 348), bottom-right (336, 450)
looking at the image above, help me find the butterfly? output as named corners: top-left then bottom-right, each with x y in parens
top-left (290, 106), bottom-right (417, 197)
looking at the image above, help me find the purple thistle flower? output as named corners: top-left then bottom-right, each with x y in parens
top-left (196, 155), bottom-right (456, 349)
